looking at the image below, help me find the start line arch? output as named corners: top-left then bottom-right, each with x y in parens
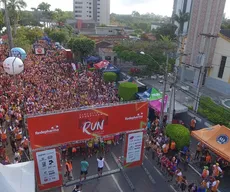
top-left (26, 101), bottom-right (148, 191)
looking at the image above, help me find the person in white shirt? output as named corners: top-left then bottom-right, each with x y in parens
top-left (97, 156), bottom-right (104, 177)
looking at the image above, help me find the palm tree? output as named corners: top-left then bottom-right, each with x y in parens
top-left (7, 0), bottom-right (27, 36)
top-left (37, 2), bottom-right (51, 27)
top-left (173, 9), bottom-right (190, 35)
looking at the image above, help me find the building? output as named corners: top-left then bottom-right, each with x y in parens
top-left (172, 0), bottom-right (192, 34)
top-left (205, 30), bottom-right (230, 95)
top-left (73, 0), bottom-right (110, 25)
top-left (180, 0), bottom-right (226, 87)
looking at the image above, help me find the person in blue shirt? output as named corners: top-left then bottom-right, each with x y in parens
top-left (80, 157), bottom-right (89, 181)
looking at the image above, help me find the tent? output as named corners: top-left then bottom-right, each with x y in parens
top-left (94, 60), bottom-right (110, 69)
top-left (86, 56), bottom-right (100, 63)
top-left (191, 125), bottom-right (230, 162)
top-left (0, 161), bottom-right (35, 192)
top-left (136, 88), bottom-right (162, 101)
top-left (149, 95), bottom-right (168, 112)
top-left (103, 63), bottom-right (120, 74)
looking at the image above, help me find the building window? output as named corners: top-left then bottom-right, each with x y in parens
top-left (218, 56), bottom-right (227, 78)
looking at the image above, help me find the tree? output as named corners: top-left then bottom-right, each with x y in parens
top-left (49, 29), bottom-right (69, 44)
top-left (132, 11), bottom-right (140, 17)
top-left (7, 0), bottom-right (27, 36)
top-left (13, 26), bottom-right (43, 51)
top-left (118, 82), bottom-right (138, 101)
top-left (19, 10), bottom-right (41, 26)
top-left (68, 36), bottom-right (95, 60)
top-left (152, 23), bottom-right (177, 40)
top-left (173, 10), bottom-right (190, 35)
top-left (103, 72), bottom-right (117, 83)
top-left (0, 11), bottom-right (4, 31)
top-left (37, 2), bottom-right (51, 27)
top-left (166, 124), bottom-right (190, 150)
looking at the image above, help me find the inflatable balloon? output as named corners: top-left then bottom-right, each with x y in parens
top-left (11, 47), bottom-right (27, 61)
top-left (3, 57), bottom-right (24, 75)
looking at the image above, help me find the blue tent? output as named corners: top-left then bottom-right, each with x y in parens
top-left (86, 56), bottom-right (100, 63)
top-left (103, 63), bottom-right (120, 74)
top-left (136, 88), bottom-right (152, 100)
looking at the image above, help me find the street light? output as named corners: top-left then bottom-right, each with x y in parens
top-left (140, 51), bottom-right (169, 128)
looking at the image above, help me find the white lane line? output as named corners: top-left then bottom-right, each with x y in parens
top-left (61, 186), bottom-right (64, 192)
top-left (104, 161), bottom-right (124, 192)
top-left (144, 155), bottom-right (164, 178)
top-left (170, 185), bottom-right (177, 192)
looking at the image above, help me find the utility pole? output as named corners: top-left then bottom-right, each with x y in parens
top-left (193, 33), bottom-right (218, 112)
top-left (159, 53), bottom-right (169, 128)
top-left (3, 0), bottom-right (14, 50)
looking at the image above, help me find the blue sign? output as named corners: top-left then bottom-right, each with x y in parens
top-left (216, 134), bottom-right (229, 144)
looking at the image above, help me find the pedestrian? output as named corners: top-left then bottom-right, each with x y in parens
top-left (190, 117), bottom-right (196, 131)
top-left (65, 159), bottom-right (73, 180)
top-left (195, 142), bottom-right (202, 160)
top-left (97, 156), bottom-right (104, 177)
top-left (80, 157), bottom-right (89, 181)
top-left (72, 184), bottom-right (82, 192)
top-left (180, 176), bottom-right (188, 192)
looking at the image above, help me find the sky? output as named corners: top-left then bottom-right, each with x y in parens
top-left (24, 0), bottom-right (230, 18)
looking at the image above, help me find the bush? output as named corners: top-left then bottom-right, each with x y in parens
top-left (166, 124), bottom-right (190, 150)
top-left (118, 82), bottom-right (138, 101)
top-left (103, 72), bottom-right (117, 83)
top-left (198, 96), bottom-right (230, 127)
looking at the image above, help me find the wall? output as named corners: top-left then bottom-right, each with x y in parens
top-left (209, 36), bottom-right (230, 83)
top-left (99, 0), bottom-right (110, 25)
top-left (204, 36), bottom-right (230, 95)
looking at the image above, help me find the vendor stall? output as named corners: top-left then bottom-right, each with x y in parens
top-left (191, 125), bottom-right (230, 162)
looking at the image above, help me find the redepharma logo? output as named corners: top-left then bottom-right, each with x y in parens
top-left (35, 126), bottom-right (60, 135)
top-left (125, 113), bottom-right (143, 120)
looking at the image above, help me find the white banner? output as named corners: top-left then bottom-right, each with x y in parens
top-left (126, 131), bottom-right (143, 163)
top-left (36, 149), bottom-right (59, 185)
top-left (35, 47), bottom-right (45, 55)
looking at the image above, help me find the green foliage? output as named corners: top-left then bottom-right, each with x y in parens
top-left (198, 96), bottom-right (230, 127)
top-left (48, 29), bottom-right (69, 44)
top-left (152, 23), bottom-right (177, 40)
top-left (103, 72), bottom-right (117, 83)
top-left (118, 82), bottom-right (138, 101)
top-left (0, 11), bottom-right (4, 31)
top-left (13, 26), bottom-right (43, 52)
top-left (67, 36), bottom-right (95, 60)
top-left (166, 124), bottom-right (190, 150)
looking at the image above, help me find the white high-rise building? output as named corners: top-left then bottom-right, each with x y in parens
top-left (172, 0), bottom-right (192, 35)
top-left (73, 0), bottom-right (110, 25)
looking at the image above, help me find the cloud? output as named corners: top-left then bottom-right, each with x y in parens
top-left (121, 0), bottom-right (152, 6)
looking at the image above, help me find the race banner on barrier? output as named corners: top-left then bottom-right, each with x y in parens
top-left (27, 102), bottom-right (148, 149)
top-left (35, 47), bottom-right (45, 55)
top-left (33, 148), bottom-right (63, 191)
top-left (123, 131), bottom-right (145, 168)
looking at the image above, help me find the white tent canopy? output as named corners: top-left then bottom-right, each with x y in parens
top-left (166, 98), bottom-right (188, 114)
top-left (0, 161), bottom-right (35, 192)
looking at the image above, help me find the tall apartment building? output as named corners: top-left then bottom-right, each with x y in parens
top-left (180, 0), bottom-right (226, 86)
top-left (73, 0), bottom-right (110, 25)
top-left (172, 0), bottom-right (192, 35)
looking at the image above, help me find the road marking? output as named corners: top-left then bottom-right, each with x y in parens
top-left (144, 155), bottom-right (163, 178)
top-left (104, 161), bottom-right (124, 192)
top-left (170, 185), bottom-right (177, 192)
top-left (61, 186), bottom-right (64, 192)
top-left (187, 112), bottom-right (201, 122)
top-left (204, 122), bottom-right (212, 127)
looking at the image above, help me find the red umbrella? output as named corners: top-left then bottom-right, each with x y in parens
top-left (94, 60), bottom-right (109, 69)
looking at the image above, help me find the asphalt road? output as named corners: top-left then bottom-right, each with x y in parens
top-left (59, 144), bottom-right (176, 192)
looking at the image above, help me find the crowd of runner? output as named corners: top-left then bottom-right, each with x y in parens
top-left (0, 41), bottom-right (119, 163)
top-left (145, 117), bottom-right (226, 192)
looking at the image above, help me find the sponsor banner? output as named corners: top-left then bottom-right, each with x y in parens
top-left (28, 102), bottom-right (147, 149)
top-left (35, 47), bottom-right (45, 55)
top-left (123, 131), bottom-right (145, 168)
top-left (33, 148), bottom-right (63, 191)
